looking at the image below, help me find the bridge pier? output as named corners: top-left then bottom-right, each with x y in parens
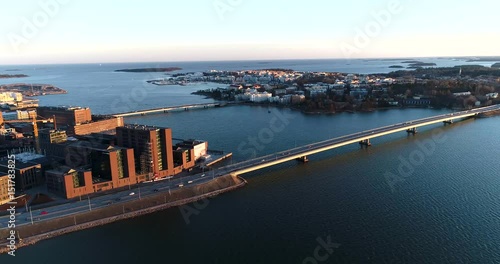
top-left (296, 156), bottom-right (309, 163)
top-left (406, 127), bottom-right (417, 134)
top-left (359, 139), bottom-right (372, 146)
top-left (443, 120), bottom-right (453, 125)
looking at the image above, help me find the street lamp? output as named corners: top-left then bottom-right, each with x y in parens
top-left (29, 207), bottom-right (33, 225)
top-left (87, 195), bottom-right (92, 211)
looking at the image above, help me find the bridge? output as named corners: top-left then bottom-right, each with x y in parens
top-left (215, 105), bottom-right (500, 176)
top-left (113, 102), bottom-right (229, 117)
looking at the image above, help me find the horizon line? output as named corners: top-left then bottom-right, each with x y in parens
top-left (1, 55), bottom-right (500, 67)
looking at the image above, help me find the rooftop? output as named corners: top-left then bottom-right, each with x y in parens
top-left (14, 152), bottom-right (45, 163)
top-left (121, 124), bottom-right (168, 131)
top-left (39, 106), bottom-right (89, 111)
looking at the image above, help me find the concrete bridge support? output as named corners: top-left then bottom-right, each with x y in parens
top-left (359, 139), bottom-right (372, 146)
top-left (443, 120), bottom-right (453, 125)
top-left (296, 156), bottom-right (309, 163)
top-left (406, 127), bottom-right (417, 134)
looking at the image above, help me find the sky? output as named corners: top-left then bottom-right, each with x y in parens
top-left (0, 0), bottom-right (499, 65)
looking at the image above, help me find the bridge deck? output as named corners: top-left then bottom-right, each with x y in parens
top-left (216, 105), bottom-right (500, 176)
top-left (113, 103), bottom-right (223, 117)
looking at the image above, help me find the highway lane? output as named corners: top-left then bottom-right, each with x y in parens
top-left (0, 172), bottom-right (218, 228)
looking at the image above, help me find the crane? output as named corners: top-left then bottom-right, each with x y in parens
top-left (4, 115), bottom-right (54, 137)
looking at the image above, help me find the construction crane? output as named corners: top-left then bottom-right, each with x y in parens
top-left (4, 115), bottom-right (54, 137)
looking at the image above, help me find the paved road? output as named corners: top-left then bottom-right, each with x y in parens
top-left (0, 172), bottom-right (217, 228)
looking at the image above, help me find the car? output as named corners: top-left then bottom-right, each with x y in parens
top-left (201, 174), bottom-right (205, 177)
top-left (106, 201), bottom-right (113, 205)
top-left (153, 189), bottom-right (159, 192)
top-left (40, 211), bottom-right (48, 215)
top-left (178, 184), bottom-right (184, 187)
top-left (188, 181), bottom-right (193, 184)
top-left (129, 192), bottom-right (135, 196)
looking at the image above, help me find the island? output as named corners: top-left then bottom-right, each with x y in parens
top-left (0, 74), bottom-right (28, 79)
top-left (401, 60), bottom-right (422, 64)
top-left (0, 83), bottom-right (67, 96)
top-left (407, 63), bottom-right (437, 68)
top-left (491, 63), bottom-right (500, 68)
top-left (466, 56), bottom-right (500, 62)
top-left (389, 65), bottom-right (405, 69)
top-left (115, 67), bottom-right (182, 73)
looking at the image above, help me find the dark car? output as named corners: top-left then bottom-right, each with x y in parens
top-left (153, 189), bottom-right (159, 192)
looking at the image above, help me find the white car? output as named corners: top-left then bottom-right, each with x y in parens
top-left (129, 192), bottom-right (135, 196)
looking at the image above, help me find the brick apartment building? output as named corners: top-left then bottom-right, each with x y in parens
top-left (46, 145), bottom-right (136, 199)
top-left (37, 106), bottom-right (123, 136)
top-left (116, 125), bottom-right (195, 181)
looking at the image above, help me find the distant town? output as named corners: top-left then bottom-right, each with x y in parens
top-left (149, 65), bottom-right (500, 113)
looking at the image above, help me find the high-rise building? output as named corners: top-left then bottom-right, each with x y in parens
top-left (116, 125), bottom-right (176, 180)
top-left (116, 125), bottom-right (198, 180)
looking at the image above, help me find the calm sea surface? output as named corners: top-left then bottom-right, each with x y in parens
top-left (1, 60), bottom-right (499, 263)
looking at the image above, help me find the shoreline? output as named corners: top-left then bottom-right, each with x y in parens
top-left (0, 175), bottom-right (247, 255)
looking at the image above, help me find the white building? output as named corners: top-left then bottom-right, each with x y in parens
top-left (486, 93), bottom-right (498, 99)
top-left (0, 92), bottom-right (23, 103)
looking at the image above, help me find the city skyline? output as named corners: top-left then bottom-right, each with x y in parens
top-left (1, 0), bottom-right (499, 65)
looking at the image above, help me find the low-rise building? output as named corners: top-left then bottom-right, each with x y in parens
top-left (0, 160), bottom-right (43, 191)
top-left (175, 140), bottom-right (208, 161)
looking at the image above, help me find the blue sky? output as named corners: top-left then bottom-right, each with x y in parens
top-left (1, 0), bottom-right (499, 64)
